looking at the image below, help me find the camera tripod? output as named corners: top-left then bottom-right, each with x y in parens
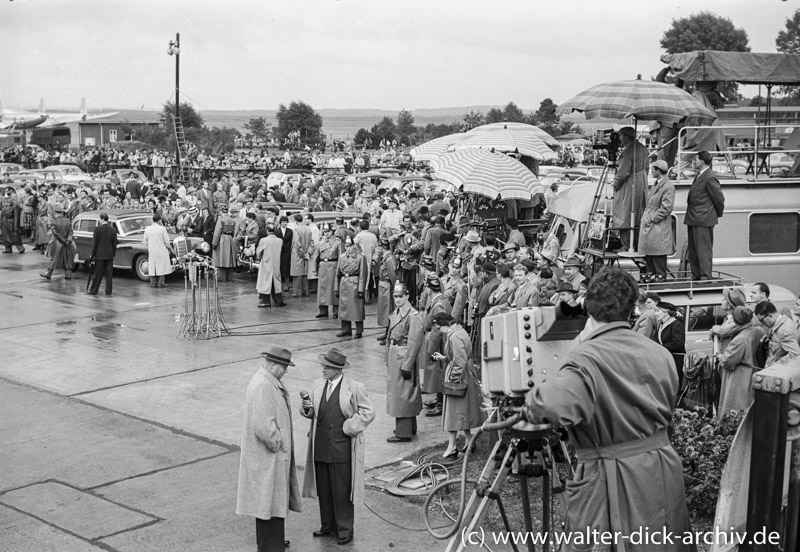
top-left (425, 410), bottom-right (575, 552)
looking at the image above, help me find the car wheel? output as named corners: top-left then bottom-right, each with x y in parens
top-left (133, 254), bottom-right (150, 282)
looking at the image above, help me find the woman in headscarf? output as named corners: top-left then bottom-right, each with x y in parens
top-left (433, 312), bottom-right (486, 459)
top-left (716, 306), bottom-right (766, 417)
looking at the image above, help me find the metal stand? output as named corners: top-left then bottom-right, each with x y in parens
top-left (177, 258), bottom-right (230, 339)
top-left (431, 417), bottom-right (573, 552)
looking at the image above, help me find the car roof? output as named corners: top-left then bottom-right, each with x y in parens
top-left (269, 169), bottom-right (309, 175)
top-left (76, 209), bottom-right (153, 221)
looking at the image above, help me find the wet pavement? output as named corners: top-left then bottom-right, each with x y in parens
top-left (0, 251), bottom-right (478, 551)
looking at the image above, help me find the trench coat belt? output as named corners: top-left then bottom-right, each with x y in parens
top-left (390, 339), bottom-right (407, 346)
top-left (222, 231), bottom-right (234, 235)
top-left (573, 429), bottom-right (669, 552)
top-left (345, 274), bottom-right (359, 280)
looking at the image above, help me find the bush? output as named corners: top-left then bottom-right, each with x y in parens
top-left (670, 408), bottom-right (745, 519)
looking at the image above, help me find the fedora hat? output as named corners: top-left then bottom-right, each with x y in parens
top-left (425, 273), bottom-right (442, 290)
top-left (261, 346), bottom-right (295, 366)
top-left (464, 230), bottom-right (481, 243)
top-left (563, 256), bottom-right (582, 268)
top-left (318, 348), bottom-right (350, 370)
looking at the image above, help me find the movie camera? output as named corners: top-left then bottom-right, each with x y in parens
top-left (591, 130), bottom-right (622, 165)
top-left (425, 305), bottom-right (587, 552)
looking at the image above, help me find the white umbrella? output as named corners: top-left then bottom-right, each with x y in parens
top-left (450, 130), bottom-right (558, 161)
top-left (468, 122), bottom-right (561, 148)
top-left (409, 133), bottom-right (468, 161)
top-left (431, 150), bottom-right (540, 200)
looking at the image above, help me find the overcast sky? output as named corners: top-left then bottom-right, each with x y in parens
top-left (1, 0), bottom-right (797, 112)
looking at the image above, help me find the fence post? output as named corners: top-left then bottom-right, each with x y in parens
top-left (743, 358), bottom-right (800, 552)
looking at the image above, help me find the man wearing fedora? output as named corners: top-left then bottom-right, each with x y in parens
top-left (300, 348), bottom-right (374, 546)
top-left (562, 256), bottom-right (586, 290)
top-left (236, 346), bottom-right (301, 552)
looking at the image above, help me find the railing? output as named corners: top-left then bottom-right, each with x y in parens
top-left (673, 124), bottom-right (800, 186)
top-left (744, 356), bottom-right (800, 551)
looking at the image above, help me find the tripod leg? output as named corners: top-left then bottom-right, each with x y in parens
top-left (446, 442), bottom-right (515, 552)
top-left (519, 471), bottom-right (536, 552)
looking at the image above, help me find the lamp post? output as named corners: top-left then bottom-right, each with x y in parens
top-left (167, 33), bottom-right (181, 181)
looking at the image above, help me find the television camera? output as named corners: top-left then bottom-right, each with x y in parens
top-left (425, 305), bottom-right (587, 552)
top-left (591, 130), bottom-right (622, 166)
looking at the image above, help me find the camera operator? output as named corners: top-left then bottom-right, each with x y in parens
top-left (524, 269), bottom-right (692, 550)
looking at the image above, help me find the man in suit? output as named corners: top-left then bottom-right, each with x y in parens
top-left (275, 216), bottom-right (293, 293)
top-left (300, 349), bottom-right (374, 546)
top-left (88, 212), bottom-right (118, 296)
top-left (685, 151), bottom-right (725, 280)
top-left (290, 213), bottom-right (312, 297)
top-left (236, 346), bottom-right (301, 552)
top-left (197, 181), bottom-right (215, 215)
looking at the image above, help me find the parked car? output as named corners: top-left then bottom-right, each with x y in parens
top-left (47, 164), bottom-right (90, 183)
top-left (0, 162), bottom-right (24, 177)
top-left (71, 209), bottom-right (203, 281)
top-left (7, 175), bottom-right (45, 190)
top-left (103, 169), bottom-right (148, 182)
top-left (265, 169), bottom-right (311, 189)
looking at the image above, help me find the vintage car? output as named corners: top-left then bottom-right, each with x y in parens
top-left (72, 209), bottom-right (203, 281)
top-left (103, 169), bottom-right (148, 182)
top-left (0, 162), bottom-right (24, 177)
top-left (47, 164), bottom-right (91, 183)
top-left (6, 175), bottom-right (45, 190)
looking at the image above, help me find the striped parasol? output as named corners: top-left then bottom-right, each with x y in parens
top-left (431, 150), bottom-right (540, 200)
top-left (450, 129), bottom-right (558, 161)
top-left (556, 80), bottom-right (717, 125)
top-left (468, 122), bottom-right (561, 148)
top-left (409, 133), bottom-right (468, 161)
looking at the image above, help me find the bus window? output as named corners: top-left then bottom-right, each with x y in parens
top-left (749, 213), bottom-right (800, 254)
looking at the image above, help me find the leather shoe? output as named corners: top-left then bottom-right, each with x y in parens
top-left (353, 333), bottom-right (362, 339)
top-left (313, 530), bottom-right (335, 537)
top-left (275, 302), bottom-right (287, 307)
top-left (336, 332), bottom-right (352, 338)
top-left (337, 535), bottom-right (353, 545)
top-left (425, 407), bottom-right (442, 417)
top-left (423, 399), bottom-right (438, 408)
top-left (40, 273), bottom-right (51, 280)
top-left (258, 302), bottom-right (270, 308)
top-left (387, 435), bottom-right (411, 443)
top-left (315, 313), bottom-right (328, 318)
top-left (284, 540), bottom-right (290, 547)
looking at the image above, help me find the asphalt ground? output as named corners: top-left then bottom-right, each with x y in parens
top-left (0, 251), bottom-right (495, 551)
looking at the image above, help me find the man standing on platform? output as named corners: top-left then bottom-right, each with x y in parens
top-left (237, 346), bottom-right (301, 552)
top-left (612, 127), bottom-right (648, 252)
top-left (301, 348), bottom-right (374, 546)
top-left (685, 151), bottom-right (725, 281)
top-left (88, 212), bottom-right (118, 295)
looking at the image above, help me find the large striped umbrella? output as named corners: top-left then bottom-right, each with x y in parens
top-left (450, 129), bottom-right (558, 161)
top-left (468, 122), bottom-right (561, 148)
top-left (409, 133), bottom-right (468, 161)
top-left (431, 150), bottom-right (540, 200)
top-left (556, 80), bottom-right (717, 125)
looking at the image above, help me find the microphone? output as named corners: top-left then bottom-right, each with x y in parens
top-left (300, 390), bottom-right (309, 400)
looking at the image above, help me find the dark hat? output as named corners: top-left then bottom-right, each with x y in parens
top-left (318, 348), bottom-right (350, 369)
top-left (261, 346), bottom-right (295, 366)
top-left (539, 249), bottom-right (556, 264)
top-left (618, 126), bottom-right (635, 138)
top-left (557, 283), bottom-right (577, 294)
top-left (563, 256), bottom-right (582, 268)
top-left (421, 254), bottom-right (435, 267)
top-left (481, 261), bottom-right (496, 274)
top-left (724, 288), bottom-right (746, 308)
top-left (732, 306), bottom-right (753, 326)
top-left (645, 291), bottom-right (661, 303)
top-left (659, 302), bottom-right (678, 313)
top-left (502, 242), bottom-right (520, 253)
top-left (521, 259), bottom-right (537, 271)
top-left (433, 312), bottom-right (454, 326)
top-left (425, 273), bottom-right (442, 290)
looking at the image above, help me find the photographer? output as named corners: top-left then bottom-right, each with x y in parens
top-left (524, 269), bottom-right (692, 549)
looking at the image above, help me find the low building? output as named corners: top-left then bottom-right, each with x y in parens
top-left (73, 110), bottom-right (162, 147)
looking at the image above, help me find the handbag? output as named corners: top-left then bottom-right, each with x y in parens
top-left (442, 381), bottom-right (468, 397)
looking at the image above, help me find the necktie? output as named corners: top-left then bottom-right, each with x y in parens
top-left (326, 380), bottom-right (334, 401)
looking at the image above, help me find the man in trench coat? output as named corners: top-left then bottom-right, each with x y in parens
top-left (524, 269), bottom-right (693, 552)
top-left (289, 213), bottom-right (312, 297)
top-left (612, 127), bottom-right (648, 252)
top-left (236, 346), bottom-right (301, 552)
top-left (300, 348), bottom-right (375, 546)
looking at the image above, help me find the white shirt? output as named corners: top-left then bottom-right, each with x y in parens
top-left (325, 374), bottom-right (343, 399)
